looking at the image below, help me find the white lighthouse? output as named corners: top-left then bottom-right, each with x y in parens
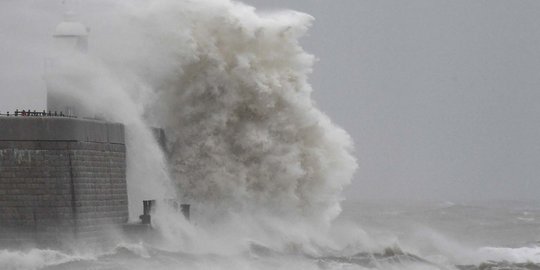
top-left (53, 12), bottom-right (89, 53)
top-left (46, 12), bottom-right (90, 117)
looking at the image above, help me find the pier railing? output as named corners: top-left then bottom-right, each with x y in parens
top-left (0, 110), bottom-right (76, 118)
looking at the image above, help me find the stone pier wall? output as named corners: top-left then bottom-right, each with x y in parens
top-left (0, 117), bottom-right (127, 247)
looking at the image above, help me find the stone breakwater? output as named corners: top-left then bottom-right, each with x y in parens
top-left (0, 117), bottom-right (127, 248)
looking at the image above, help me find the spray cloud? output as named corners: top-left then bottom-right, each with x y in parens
top-left (44, 0), bottom-right (357, 254)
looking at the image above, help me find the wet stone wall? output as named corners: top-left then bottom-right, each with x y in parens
top-left (0, 117), bottom-right (127, 247)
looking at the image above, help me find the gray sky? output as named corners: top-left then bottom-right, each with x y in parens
top-left (243, 0), bottom-right (540, 202)
top-left (2, 0), bottom-right (540, 202)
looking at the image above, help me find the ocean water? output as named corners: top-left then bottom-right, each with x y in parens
top-left (339, 200), bottom-right (540, 267)
top-left (2, 0), bottom-right (539, 269)
top-left (3, 200), bottom-right (540, 270)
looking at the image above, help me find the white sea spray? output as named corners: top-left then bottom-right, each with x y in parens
top-left (2, 0), bottom-right (361, 268)
top-left (43, 0), bottom-right (358, 252)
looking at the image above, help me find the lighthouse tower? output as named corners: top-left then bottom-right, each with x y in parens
top-left (46, 12), bottom-right (89, 117)
top-left (53, 12), bottom-right (88, 53)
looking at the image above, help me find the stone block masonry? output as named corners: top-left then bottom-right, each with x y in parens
top-left (0, 117), bottom-right (127, 247)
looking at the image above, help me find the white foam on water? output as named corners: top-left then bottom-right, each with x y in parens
top-left (476, 246), bottom-right (540, 264)
top-left (0, 249), bottom-right (93, 270)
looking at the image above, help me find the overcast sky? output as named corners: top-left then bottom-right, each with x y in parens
top-left (2, 0), bottom-right (540, 202)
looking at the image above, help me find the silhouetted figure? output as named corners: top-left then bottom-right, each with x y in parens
top-left (181, 204), bottom-right (190, 220)
top-left (140, 200), bottom-right (155, 225)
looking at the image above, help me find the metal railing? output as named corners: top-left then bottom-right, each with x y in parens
top-left (0, 109), bottom-right (77, 118)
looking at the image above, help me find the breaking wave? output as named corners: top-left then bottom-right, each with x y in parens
top-left (42, 0), bottom-right (358, 258)
top-left (120, 0), bottom-right (358, 226)
top-left (476, 246), bottom-right (540, 264)
top-left (0, 249), bottom-right (92, 270)
top-left (7, 242), bottom-right (540, 270)
top-left (9, 0), bottom-right (538, 270)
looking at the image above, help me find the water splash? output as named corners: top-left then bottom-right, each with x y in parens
top-left (136, 0), bottom-right (357, 226)
top-left (47, 0), bottom-right (357, 245)
top-left (4, 1), bottom-right (359, 268)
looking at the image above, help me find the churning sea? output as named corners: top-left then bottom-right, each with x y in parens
top-left (1, 200), bottom-right (534, 270)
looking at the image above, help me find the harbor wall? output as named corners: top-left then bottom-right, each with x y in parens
top-left (0, 117), bottom-right (127, 247)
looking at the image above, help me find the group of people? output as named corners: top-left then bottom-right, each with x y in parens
top-left (1, 110), bottom-right (69, 117)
